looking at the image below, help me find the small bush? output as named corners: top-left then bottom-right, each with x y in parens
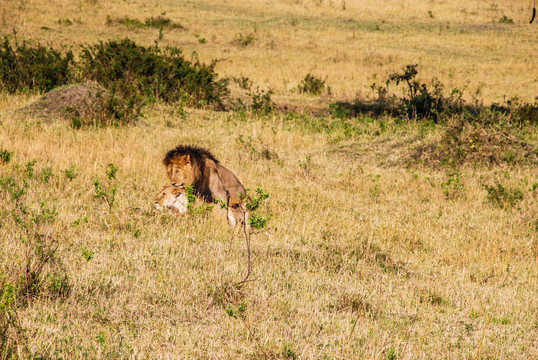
top-left (328, 102), bottom-right (351, 119)
top-left (40, 167), bottom-right (53, 183)
top-left (298, 74), bottom-right (328, 95)
top-left (250, 87), bottom-right (274, 114)
top-left (388, 64), bottom-right (463, 121)
top-left (484, 182), bottom-right (524, 209)
top-left (0, 37), bottom-right (74, 93)
top-left (503, 98), bottom-right (538, 125)
top-left (441, 171), bottom-right (465, 199)
top-left (245, 188), bottom-right (271, 230)
top-left (498, 15), bottom-right (514, 24)
top-left (61, 164), bottom-right (77, 180)
top-left (81, 246), bottom-right (94, 261)
top-left (0, 149), bottom-right (11, 164)
top-left (233, 33), bottom-right (255, 47)
top-left (107, 15), bottom-right (184, 30)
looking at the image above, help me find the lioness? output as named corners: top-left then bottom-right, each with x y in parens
top-left (162, 145), bottom-right (247, 226)
top-left (154, 185), bottom-right (188, 215)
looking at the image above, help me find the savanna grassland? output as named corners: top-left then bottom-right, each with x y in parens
top-left (1, 0), bottom-right (537, 359)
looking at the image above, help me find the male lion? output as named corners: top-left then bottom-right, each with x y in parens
top-left (162, 145), bottom-right (247, 226)
top-left (154, 185), bottom-right (188, 215)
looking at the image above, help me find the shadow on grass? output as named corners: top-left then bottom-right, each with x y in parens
top-left (329, 97), bottom-right (538, 126)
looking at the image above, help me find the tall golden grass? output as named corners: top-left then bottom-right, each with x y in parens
top-left (1, 0), bottom-right (537, 358)
top-left (1, 0), bottom-right (536, 103)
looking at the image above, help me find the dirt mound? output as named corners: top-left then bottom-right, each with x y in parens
top-left (17, 82), bottom-right (110, 121)
top-left (411, 118), bottom-right (538, 167)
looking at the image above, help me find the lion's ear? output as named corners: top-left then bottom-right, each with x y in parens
top-left (185, 155), bottom-right (191, 164)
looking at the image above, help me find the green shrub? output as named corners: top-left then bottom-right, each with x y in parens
top-left (245, 188), bottom-right (271, 230)
top-left (0, 37), bottom-right (74, 93)
top-left (250, 87), bottom-right (274, 114)
top-left (484, 182), bottom-right (524, 209)
top-left (388, 64), bottom-right (463, 121)
top-left (61, 164), bottom-right (77, 180)
top-left (328, 102), bottom-right (351, 119)
top-left (78, 38), bottom-right (229, 108)
top-left (505, 99), bottom-right (538, 125)
top-left (0, 149), bottom-right (11, 164)
top-left (441, 171), bottom-right (465, 199)
top-left (81, 246), bottom-right (94, 261)
top-left (298, 74), bottom-right (328, 95)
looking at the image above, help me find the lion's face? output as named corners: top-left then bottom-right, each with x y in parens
top-left (155, 185), bottom-right (188, 214)
top-left (166, 155), bottom-right (194, 187)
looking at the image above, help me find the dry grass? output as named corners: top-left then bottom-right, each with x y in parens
top-left (1, 96), bottom-right (537, 358)
top-left (1, 0), bottom-right (538, 359)
top-left (1, 0), bottom-right (537, 103)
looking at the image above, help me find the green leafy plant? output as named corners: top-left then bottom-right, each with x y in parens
top-left (387, 64), bottom-right (464, 121)
top-left (0, 149), bottom-right (12, 164)
top-left (233, 187), bottom-right (271, 288)
top-left (247, 212), bottom-right (269, 230)
top-left (385, 346), bottom-right (398, 360)
top-left (0, 36), bottom-right (74, 93)
top-left (245, 187), bottom-right (269, 213)
top-left (184, 184), bottom-right (214, 215)
top-left (225, 299), bottom-right (247, 319)
top-left (441, 171), bottom-right (465, 199)
top-left (78, 38), bottom-right (229, 109)
top-left (93, 179), bottom-right (116, 211)
top-left (105, 163), bottom-right (118, 180)
top-left (250, 87), bottom-right (274, 114)
top-left (483, 182), bottom-right (524, 209)
top-left (61, 164), bottom-right (77, 180)
top-left (81, 246), bottom-right (94, 261)
top-left (0, 176), bottom-right (27, 201)
top-left (24, 159), bottom-right (37, 179)
top-left (282, 342), bottom-right (298, 360)
top-left (40, 167), bottom-right (53, 183)
top-left (298, 73), bottom-right (329, 95)
top-left (71, 215), bottom-right (88, 227)
top-left (93, 163), bottom-right (118, 211)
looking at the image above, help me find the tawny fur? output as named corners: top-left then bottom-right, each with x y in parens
top-left (163, 145), bottom-right (247, 226)
top-left (154, 185), bottom-right (188, 215)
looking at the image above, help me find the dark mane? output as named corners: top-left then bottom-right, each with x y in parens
top-left (162, 145), bottom-right (219, 166)
top-left (162, 145), bottom-right (219, 202)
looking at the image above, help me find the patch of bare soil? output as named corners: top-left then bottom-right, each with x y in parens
top-left (16, 81), bottom-right (109, 121)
